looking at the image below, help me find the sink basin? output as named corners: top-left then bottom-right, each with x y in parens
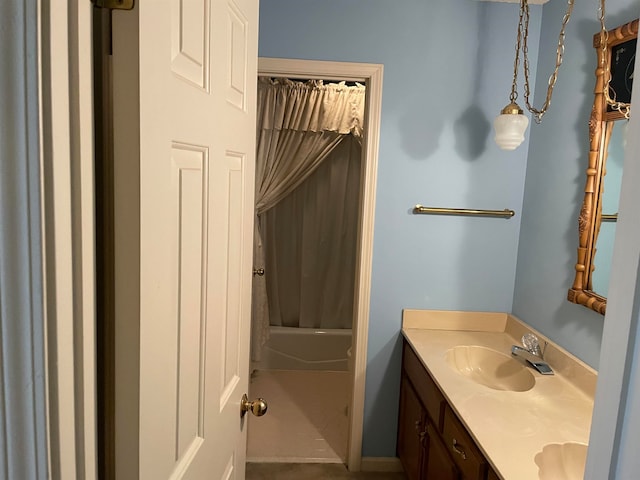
top-left (445, 345), bottom-right (535, 392)
top-left (535, 442), bottom-right (588, 480)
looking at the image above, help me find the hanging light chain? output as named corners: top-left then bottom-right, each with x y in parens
top-left (509, 3), bottom-right (527, 103)
top-left (518, 0), bottom-right (575, 124)
top-left (598, 0), bottom-right (631, 118)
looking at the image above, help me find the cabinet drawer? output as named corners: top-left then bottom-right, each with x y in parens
top-left (442, 405), bottom-right (487, 480)
top-left (424, 423), bottom-right (459, 480)
top-left (402, 341), bottom-right (445, 428)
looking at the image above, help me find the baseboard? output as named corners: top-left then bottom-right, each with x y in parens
top-left (246, 457), bottom-right (343, 464)
top-left (360, 457), bottom-right (404, 472)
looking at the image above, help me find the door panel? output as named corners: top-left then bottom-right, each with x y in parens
top-left (226, 3), bottom-right (248, 109)
top-left (171, 0), bottom-right (210, 89)
top-left (111, 0), bottom-right (258, 478)
top-left (172, 143), bottom-right (208, 464)
top-left (216, 154), bottom-right (244, 405)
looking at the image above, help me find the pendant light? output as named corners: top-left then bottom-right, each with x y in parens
top-left (494, 102), bottom-right (529, 151)
top-left (495, 0), bottom-right (575, 150)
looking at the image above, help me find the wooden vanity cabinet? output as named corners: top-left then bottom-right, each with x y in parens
top-left (398, 339), bottom-right (496, 480)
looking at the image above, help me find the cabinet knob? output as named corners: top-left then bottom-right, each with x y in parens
top-left (452, 438), bottom-right (467, 460)
top-left (419, 428), bottom-right (428, 445)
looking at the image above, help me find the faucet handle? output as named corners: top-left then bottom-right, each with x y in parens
top-left (522, 333), bottom-right (542, 357)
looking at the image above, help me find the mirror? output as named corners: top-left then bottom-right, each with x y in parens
top-left (591, 121), bottom-right (625, 297)
top-left (568, 19), bottom-right (637, 314)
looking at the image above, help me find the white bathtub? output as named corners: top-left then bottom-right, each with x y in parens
top-left (257, 326), bottom-right (352, 371)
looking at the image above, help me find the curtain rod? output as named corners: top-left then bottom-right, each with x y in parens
top-left (259, 76), bottom-right (363, 86)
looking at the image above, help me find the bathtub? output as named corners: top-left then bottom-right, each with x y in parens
top-left (257, 326), bottom-right (352, 371)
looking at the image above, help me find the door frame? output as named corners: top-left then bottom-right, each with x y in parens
top-left (38, 1), bottom-right (97, 478)
top-left (257, 57), bottom-right (383, 471)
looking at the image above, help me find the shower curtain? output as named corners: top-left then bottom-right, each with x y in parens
top-left (251, 77), bottom-right (365, 361)
top-left (263, 136), bottom-right (361, 329)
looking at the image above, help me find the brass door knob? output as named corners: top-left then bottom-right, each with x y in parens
top-left (253, 268), bottom-right (265, 276)
top-left (240, 393), bottom-right (268, 417)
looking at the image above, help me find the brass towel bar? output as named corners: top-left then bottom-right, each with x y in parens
top-left (602, 213), bottom-right (618, 222)
top-left (413, 204), bottom-right (515, 219)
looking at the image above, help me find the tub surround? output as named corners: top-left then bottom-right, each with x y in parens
top-left (255, 326), bottom-right (352, 371)
top-left (401, 309), bottom-right (596, 480)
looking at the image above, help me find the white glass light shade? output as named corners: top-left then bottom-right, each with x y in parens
top-left (494, 113), bottom-right (529, 151)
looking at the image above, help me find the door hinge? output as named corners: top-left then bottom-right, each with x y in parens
top-left (91, 0), bottom-right (134, 10)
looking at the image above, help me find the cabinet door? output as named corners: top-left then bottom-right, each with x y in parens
top-left (397, 376), bottom-right (426, 480)
top-left (424, 423), bottom-right (460, 480)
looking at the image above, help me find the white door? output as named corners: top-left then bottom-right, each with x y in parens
top-left (111, 0), bottom-right (259, 478)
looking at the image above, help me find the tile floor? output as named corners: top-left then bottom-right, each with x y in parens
top-left (247, 370), bottom-right (350, 462)
top-left (245, 462), bottom-right (407, 479)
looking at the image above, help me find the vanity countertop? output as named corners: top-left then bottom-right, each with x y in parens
top-left (401, 309), bottom-right (596, 480)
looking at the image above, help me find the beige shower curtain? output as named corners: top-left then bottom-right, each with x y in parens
top-left (263, 136), bottom-right (361, 329)
top-left (251, 77), bottom-right (365, 361)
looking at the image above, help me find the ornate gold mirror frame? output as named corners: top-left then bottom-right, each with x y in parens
top-left (568, 19), bottom-right (638, 314)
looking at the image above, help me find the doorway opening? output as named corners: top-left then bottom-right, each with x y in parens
top-left (247, 58), bottom-right (383, 471)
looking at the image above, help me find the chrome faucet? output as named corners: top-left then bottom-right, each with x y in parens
top-left (511, 334), bottom-right (554, 375)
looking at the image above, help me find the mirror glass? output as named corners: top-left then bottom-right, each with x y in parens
top-left (568, 19), bottom-right (637, 315)
top-left (591, 121), bottom-right (625, 297)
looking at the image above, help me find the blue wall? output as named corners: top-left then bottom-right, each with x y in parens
top-left (512, 0), bottom-right (638, 368)
top-left (0, 0), bottom-right (49, 477)
top-left (259, 0), bottom-right (541, 457)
